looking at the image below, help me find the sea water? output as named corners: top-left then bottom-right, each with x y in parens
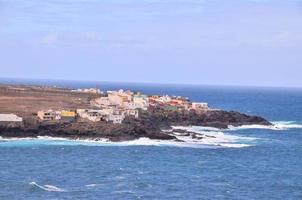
top-left (0, 80), bottom-right (302, 199)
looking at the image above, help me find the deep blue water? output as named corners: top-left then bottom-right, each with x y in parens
top-left (0, 79), bottom-right (302, 199)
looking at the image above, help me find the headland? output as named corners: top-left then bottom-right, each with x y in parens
top-left (0, 84), bottom-right (271, 142)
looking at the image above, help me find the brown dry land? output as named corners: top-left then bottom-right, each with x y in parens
top-left (0, 84), bottom-right (271, 141)
top-left (0, 84), bottom-right (99, 118)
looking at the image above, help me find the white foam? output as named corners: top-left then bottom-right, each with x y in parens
top-left (86, 184), bottom-right (100, 188)
top-left (172, 126), bottom-right (220, 132)
top-left (30, 182), bottom-right (65, 192)
top-left (170, 127), bottom-right (256, 148)
top-left (37, 136), bottom-right (72, 140)
top-left (228, 124), bottom-right (277, 130)
top-left (228, 121), bottom-right (302, 131)
top-left (0, 136), bottom-right (241, 149)
top-left (0, 127), bottom-right (256, 149)
top-left (0, 136), bottom-right (36, 141)
top-left (272, 121), bottom-right (302, 130)
top-left (0, 136), bottom-right (110, 146)
top-left (114, 137), bottom-right (215, 148)
top-left (219, 143), bottom-right (251, 148)
top-left (119, 136), bottom-right (252, 149)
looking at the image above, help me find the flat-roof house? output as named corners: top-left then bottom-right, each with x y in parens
top-left (0, 114), bottom-right (23, 122)
top-left (77, 109), bottom-right (103, 122)
top-left (125, 109), bottom-right (139, 118)
top-left (133, 94), bottom-right (149, 110)
top-left (60, 110), bottom-right (76, 118)
top-left (0, 114), bottom-right (23, 127)
top-left (106, 114), bottom-right (124, 124)
top-left (37, 110), bottom-right (57, 121)
top-left (192, 102), bottom-right (209, 111)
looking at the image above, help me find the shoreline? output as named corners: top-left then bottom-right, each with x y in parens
top-left (0, 84), bottom-right (272, 142)
top-left (0, 132), bottom-right (253, 149)
top-left (2, 121), bottom-right (302, 148)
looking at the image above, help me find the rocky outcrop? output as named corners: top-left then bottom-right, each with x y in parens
top-left (140, 108), bottom-right (271, 129)
top-left (0, 109), bottom-right (271, 141)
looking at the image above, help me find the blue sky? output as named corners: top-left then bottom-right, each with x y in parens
top-left (0, 0), bottom-right (301, 87)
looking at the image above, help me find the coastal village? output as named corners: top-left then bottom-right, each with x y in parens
top-left (0, 85), bottom-right (271, 143)
top-left (0, 87), bottom-right (210, 126)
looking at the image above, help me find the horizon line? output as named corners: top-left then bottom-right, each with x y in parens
top-left (0, 76), bottom-right (301, 90)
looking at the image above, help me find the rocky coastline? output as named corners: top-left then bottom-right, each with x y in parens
top-left (0, 108), bottom-right (271, 142)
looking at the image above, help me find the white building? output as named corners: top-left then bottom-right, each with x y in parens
top-left (94, 97), bottom-right (111, 107)
top-left (37, 110), bottom-right (58, 121)
top-left (105, 114), bottom-right (125, 124)
top-left (99, 108), bottom-right (114, 115)
top-left (77, 109), bottom-right (103, 122)
top-left (133, 94), bottom-right (149, 110)
top-left (73, 88), bottom-right (102, 94)
top-left (123, 102), bottom-right (137, 110)
top-left (0, 114), bottom-right (23, 122)
top-left (76, 109), bottom-right (87, 116)
top-left (192, 102), bottom-right (209, 110)
top-left (107, 90), bottom-right (133, 106)
top-left (125, 109), bottom-right (139, 118)
top-left (77, 109), bottom-right (126, 123)
top-left (107, 92), bottom-right (123, 106)
top-left (158, 95), bottom-right (172, 103)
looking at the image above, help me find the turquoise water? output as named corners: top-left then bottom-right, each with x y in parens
top-left (1, 81), bottom-right (302, 199)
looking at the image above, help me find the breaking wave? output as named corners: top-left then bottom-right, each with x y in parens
top-left (120, 137), bottom-right (246, 148)
top-left (0, 134), bottom-right (252, 149)
top-left (5, 121), bottom-right (300, 148)
top-left (172, 126), bottom-right (220, 132)
top-left (171, 126), bottom-right (257, 148)
top-left (30, 182), bottom-right (65, 192)
top-left (2, 120), bottom-right (301, 149)
top-left (228, 121), bottom-right (302, 131)
top-left (272, 121), bottom-right (302, 129)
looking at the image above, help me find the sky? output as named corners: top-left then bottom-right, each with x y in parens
top-left (0, 0), bottom-right (301, 87)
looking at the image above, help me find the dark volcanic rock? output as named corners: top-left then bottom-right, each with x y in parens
top-left (173, 129), bottom-right (186, 134)
top-left (0, 109), bottom-right (271, 142)
top-left (144, 108), bottom-right (271, 129)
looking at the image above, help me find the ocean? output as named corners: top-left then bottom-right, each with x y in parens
top-left (0, 79), bottom-right (302, 199)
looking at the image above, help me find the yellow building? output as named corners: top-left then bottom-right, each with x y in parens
top-left (60, 110), bottom-right (76, 118)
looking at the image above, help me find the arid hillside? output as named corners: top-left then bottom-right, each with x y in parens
top-left (0, 85), bottom-right (98, 118)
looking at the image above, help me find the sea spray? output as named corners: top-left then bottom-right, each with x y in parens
top-left (228, 121), bottom-right (302, 131)
top-left (5, 122), bottom-right (302, 148)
